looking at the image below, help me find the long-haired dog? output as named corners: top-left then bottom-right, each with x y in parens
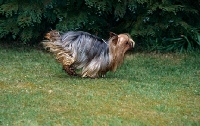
top-left (42, 30), bottom-right (135, 78)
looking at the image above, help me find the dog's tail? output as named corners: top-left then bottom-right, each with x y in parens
top-left (41, 41), bottom-right (75, 66)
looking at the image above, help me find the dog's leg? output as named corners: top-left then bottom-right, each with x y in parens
top-left (61, 55), bottom-right (79, 76)
top-left (62, 65), bottom-right (78, 76)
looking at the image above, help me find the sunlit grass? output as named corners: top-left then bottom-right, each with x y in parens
top-left (0, 46), bottom-right (200, 125)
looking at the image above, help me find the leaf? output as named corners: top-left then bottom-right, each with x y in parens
top-left (196, 33), bottom-right (200, 46)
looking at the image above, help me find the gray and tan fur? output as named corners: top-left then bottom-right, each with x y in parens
top-left (42, 30), bottom-right (135, 78)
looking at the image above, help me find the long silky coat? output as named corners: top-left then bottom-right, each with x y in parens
top-left (42, 31), bottom-right (135, 78)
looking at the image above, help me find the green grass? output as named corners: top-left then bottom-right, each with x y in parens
top-left (0, 46), bottom-right (200, 126)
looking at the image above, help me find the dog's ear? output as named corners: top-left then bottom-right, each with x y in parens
top-left (109, 32), bottom-right (118, 45)
top-left (109, 32), bottom-right (117, 38)
top-left (111, 35), bottom-right (118, 46)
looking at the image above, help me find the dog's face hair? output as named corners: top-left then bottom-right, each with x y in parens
top-left (42, 30), bottom-right (135, 78)
top-left (108, 32), bottom-right (135, 72)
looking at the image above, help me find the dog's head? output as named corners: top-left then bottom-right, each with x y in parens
top-left (109, 32), bottom-right (135, 53)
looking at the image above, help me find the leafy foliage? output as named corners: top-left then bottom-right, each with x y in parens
top-left (129, 0), bottom-right (200, 52)
top-left (0, 0), bottom-right (199, 52)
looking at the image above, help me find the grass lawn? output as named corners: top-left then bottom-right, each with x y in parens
top-left (0, 45), bottom-right (200, 126)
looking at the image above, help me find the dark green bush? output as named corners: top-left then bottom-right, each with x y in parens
top-left (0, 0), bottom-right (200, 52)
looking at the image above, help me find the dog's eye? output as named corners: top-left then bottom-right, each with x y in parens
top-left (125, 41), bottom-right (129, 44)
